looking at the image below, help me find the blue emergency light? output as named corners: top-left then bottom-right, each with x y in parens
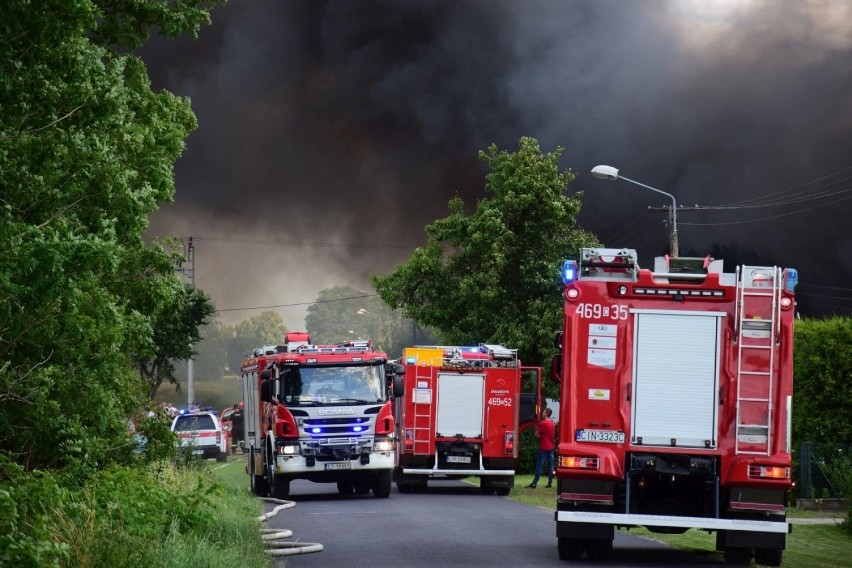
top-left (785, 268), bottom-right (798, 293)
top-left (561, 260), bottom-right (578, 285)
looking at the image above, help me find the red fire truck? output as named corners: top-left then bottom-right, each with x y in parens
top-left (551, 248), bottom-right (797, 566)
top-left (394, 344), bottom-right (542, 495)
top-left (240, 332), bottom-right (405, 498)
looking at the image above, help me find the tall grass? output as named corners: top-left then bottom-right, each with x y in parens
top-left (39, 460), bottom-right (269, 568)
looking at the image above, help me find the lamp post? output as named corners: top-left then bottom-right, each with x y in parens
top-left (591, 165), bottom-right (679, 257)
top-left (356, 308), bottom-right (385, 348)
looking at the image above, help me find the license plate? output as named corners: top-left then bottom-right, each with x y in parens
top-left (446, 455), bottom-right (472, 463)
top-left (192, 449), bottom-right (204, 455)
top-left (324, 462), bottom-right (352, 470)
top-left (576, 429), bottom-right (625, 444)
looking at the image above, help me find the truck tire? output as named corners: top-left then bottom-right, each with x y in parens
top-left (216, 451), bottom-right (227, 463)
top-left (495, 487), bottom-right (511, 496)
top-left (264, 437), bottom-right (277, 498)
top-left (558, 537), bottom-right (583, 561)
top-left (586, 538), bottom-right (612, 561)
top-left (754, 548), bottom-right (782, 567)
top-left (249, 448), bottom-right (268, 496)
top-left (272, 476), bottom-right (290, 499)
top-left (355, 477), bottom-right (372, 495)
top-left (723, 546), bottom-right (752, 565)
top-left (373, 470), bottom-right (392, 498)
top-left (337, 479), bottom-right (355, 495)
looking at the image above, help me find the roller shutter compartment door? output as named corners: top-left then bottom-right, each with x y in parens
top-left (631, 311), bottom-right (722, 448)
top-left (436, 373), bottom-right (484, 437)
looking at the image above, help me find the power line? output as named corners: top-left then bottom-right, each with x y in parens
top-left (194, 236), bottom-right (419, 250)
top-left (718, 166), bottom-right (852, 207)
top-left (215, 293), bottom-right (380, 313)
top-left (680, 193), bottom-right (852, 227)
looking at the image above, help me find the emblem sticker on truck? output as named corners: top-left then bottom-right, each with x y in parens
top-left (576, 429), bottom-right (625, 444)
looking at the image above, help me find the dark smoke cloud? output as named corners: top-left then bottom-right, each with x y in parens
top-left (141, 0), bottom-right (852, 325)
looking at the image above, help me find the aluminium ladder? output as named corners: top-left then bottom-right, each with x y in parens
top-left (734, 266), bottom-right (782, 456)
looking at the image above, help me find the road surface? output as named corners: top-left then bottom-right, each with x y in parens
top-left (266, 479), bottom-right (726, 567)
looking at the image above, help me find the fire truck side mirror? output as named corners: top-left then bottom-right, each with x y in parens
top-left (554, 330), bottom-right (563, 351)
top-left (392, 374), bottom-right (404, 398)
top-left (260, 371), bottom-right (274, 403)
top-left (550, 353), bottom-right (562, 383)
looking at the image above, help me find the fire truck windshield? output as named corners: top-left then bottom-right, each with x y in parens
top-left (280, 364), bottom-right (386, 406)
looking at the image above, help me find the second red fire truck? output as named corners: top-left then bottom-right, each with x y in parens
top-left (551, 248), bottom-right (797, 565)
top-left (393, 344), bottom-right (542, 495)
top-left (240, 332), bottom-right (404, 498)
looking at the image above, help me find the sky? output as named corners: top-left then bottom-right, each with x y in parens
top-left (140, 0), bottom-right (852, 327)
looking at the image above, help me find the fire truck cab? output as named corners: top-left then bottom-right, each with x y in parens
top-left (394, 344), bottom-right (542, 495)
top-left (552, 248), bottom-right (797, 566)
top-left (240, 332), bottom-right (405, 499)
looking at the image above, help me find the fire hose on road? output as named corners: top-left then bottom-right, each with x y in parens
top-left (257, 497), bottom-right (324, 556)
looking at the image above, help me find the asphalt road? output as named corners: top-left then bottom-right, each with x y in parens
top-left (266, 479), bottom-right (728, 567)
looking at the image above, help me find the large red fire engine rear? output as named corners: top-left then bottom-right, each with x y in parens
top-left (394, 344), bottom-right (541, 495)
top-left (240, 332), bottom-right (404, 499)
top-left (551, 248), bottom-right (797, 566)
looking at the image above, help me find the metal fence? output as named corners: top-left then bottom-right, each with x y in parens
top-left (797, 442), bottom-right (852, 499)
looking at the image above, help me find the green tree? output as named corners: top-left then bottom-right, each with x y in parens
top-left (305, 286), bottom-right (373, 344)
top-left (373, 137), bottom-right (599, 383)
top-left (228, 312), bottom-right (289, 372)
top-left (305, 286), bottom-right (436, 358)
top-left (793, 317), bottom-right (852, 443)
top-left (0, 0), bottom-right (220, 472)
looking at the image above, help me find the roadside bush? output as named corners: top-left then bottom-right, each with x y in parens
top-left (0, 451), bottom-right (267, 568)
top-left (0, 456), bottom-right (70, 567)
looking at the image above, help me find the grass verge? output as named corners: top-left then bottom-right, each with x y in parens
top-left (42, 459), bottom-right (270, 568)
top-left (508, 474), bottom-right (852, 568)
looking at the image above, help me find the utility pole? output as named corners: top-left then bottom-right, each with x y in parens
top-left (177, 237), bottom-right (196, 407)
top-left (648, 206), bottom-right (703, 257)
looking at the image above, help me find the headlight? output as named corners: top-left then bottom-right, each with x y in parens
top-left (374, 438), bottom-right (393, 452)
top-left (279, 444), bottom-right (300, 455)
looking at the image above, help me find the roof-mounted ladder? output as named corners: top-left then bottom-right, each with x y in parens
top-left (734, 266), bottom-right (782, 456)
top-left (411, 364), bottom-right (435, 456)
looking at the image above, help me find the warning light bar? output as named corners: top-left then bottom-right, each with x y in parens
top-left (634, 288), bottom-right (725, 297)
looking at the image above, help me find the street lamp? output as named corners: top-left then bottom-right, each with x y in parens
top-left (356, 308), bottom-right (384, 347)
top-left (591, 165), bottom-right (679, 257)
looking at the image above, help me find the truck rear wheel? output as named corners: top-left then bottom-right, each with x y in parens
top-left (586, 538), bottom-right (612, 561)
top-left (337, 479), bottom-right (355, 495)
top-left (723, 546), bottom-right (752, 565)
top-left (373, 470), bottom-right (392, 498)
top-left (557, 537), bottom-right (583, 561)
top-left (754, 548), bottom-right (782, 567)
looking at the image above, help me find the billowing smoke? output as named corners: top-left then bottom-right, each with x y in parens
top-left (141, 0), bottom-right (852, 324)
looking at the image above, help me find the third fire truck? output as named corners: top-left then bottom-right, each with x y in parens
top-left (393, 344), bottom-right (541, 495)
top-left (551, 248), bottom-right (797, 566)
top-left (241, 332), bottom-right (404, 498)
